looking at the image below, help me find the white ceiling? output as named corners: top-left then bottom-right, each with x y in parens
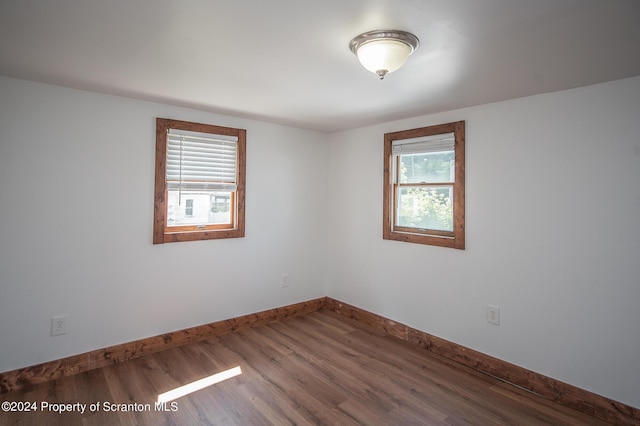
top-left (1, 0), bottom-right (639, 133)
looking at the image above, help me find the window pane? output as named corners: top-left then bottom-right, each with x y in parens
top-left (399, 151), bottom-right (454, 184)
top-left (396, 186), bottom-right (453, 232)
top-left (185, 199), bottom-right (194, 216)
top-left (167, 190), bottom-right (231, 226)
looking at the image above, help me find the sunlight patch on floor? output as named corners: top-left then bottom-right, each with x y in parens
top-left (157, 366), bottom-right (242, 403)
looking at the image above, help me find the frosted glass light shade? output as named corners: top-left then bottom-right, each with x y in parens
top-left (357, 40), bottom-right (412, 76)
top-left (349, 30), bottom-right (419, 79)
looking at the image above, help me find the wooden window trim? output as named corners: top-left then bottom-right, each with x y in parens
top-left (383, 121), bottom-right (465, 249)
top-left (153, 118), bottom-right (246, 244)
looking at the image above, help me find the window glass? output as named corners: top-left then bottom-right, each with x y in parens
top-left (399, 151), bottom-right (454, 184)
top-left (168, 192), bottom-right (231, 226)
top-left (397, 186), bottom-right (454, 232)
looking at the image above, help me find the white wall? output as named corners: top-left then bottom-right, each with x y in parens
top-left (0, 76), bottom-right (328, 372)
top-left (327, 76), bottom-right (640, 408)
top-left (2, 74), bottom-right (639, 410)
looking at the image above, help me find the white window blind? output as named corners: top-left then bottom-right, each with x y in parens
top-left (392, 132), bottom-right (454, 155)
top-left (167, 129), bottom-right (238, 192)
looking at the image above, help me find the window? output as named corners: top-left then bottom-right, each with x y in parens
top-left (383, 121), bottom-right (465, 249)
top-left (153, 118), bottom-right (246, 244)
top-left (185, 199), bottom-right (194, 217)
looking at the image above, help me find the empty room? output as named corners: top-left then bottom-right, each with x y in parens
top-left (1, 1), bottom-right (639, 424)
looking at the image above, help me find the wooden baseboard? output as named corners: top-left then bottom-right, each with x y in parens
top-left (325, 297), bottom-right (639, 426)
top-left (2, 296), bottom-right (638, 424)
top-left (0, 297), bottom-right (326, 394)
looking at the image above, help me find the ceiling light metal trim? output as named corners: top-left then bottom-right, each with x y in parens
top-left (349, 30), bottom-right (420, 55)
top-left (349, 30), bottom-right (420, 79)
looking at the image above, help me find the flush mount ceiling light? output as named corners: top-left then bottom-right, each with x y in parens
top-left (349, 30), bottom-right (419, 80)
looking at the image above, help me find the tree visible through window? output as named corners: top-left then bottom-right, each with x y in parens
top-left (153, 118), bottom-right (246, 244)
top-left (383, 121), bottom-right (465, 249)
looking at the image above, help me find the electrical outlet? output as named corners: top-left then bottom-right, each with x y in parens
top-left (51, 315), bottom-right (68, 336)
top-left (281, 273), bottom-right (289, 288)
top-left (487, 305), bottom-right (500, 325)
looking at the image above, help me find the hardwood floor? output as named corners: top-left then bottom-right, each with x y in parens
top-left (0, 310), bottom-right (610, 425)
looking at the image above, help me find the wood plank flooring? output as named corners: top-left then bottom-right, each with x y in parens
top-left (0, 310), bottom-right (611, 425)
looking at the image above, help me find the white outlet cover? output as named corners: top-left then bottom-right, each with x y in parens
top-left (487, 305), bottom-right (500, 325)
top-left (51, 315), bottom-right (68, 336)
